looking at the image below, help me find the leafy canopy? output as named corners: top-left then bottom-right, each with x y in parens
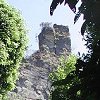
top-left (49, 55), bottom-right (79, 100)
top-left (49, 54), bottom-right (77, 81)
top-left (0, 0), bottom-right (28, 99)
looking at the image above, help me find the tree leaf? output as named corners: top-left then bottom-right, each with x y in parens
top-left (68, 4), bottom-right (76, 13)
top-left (50, 0), bottom-right (60, 15)
top-left (67, 0), bottom-right (79, 13)
top-left (74, 12), bottom-right (81, 24)
top-left (50, 0), bottom-right (79, 15)
top-left (64, 0), bottom-right (68, 5)
top-left (59, 0), bottom-right (64, 5)
top-left (81, 21), bottom-right (87, 35)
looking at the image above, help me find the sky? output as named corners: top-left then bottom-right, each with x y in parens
top-left (6, 0), bottom-right (87, 57)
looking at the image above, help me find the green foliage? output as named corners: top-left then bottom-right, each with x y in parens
top-left (49, 54), bottom-right (80, 100)
top-left (49, 54), bottom-right (77, 81)
top-left (0, 0), bottom-right (28, 99)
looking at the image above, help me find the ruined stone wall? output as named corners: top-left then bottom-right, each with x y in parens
top-left (8, 24), bottom-right (71, 100)
top-left (38, 24), bottom-right (71, 56)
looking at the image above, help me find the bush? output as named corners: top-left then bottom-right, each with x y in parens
top-left (49, 54), bottom-right (79, 100)
top-left (49, 54), bottom-right (77, 81)
top-left (0, 0), bottom-right (28, 98)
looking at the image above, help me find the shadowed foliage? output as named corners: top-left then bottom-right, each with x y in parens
top-left (50, 0), bottom-right (100, 99)
top-left (50, 0), bottom-right (100, 35)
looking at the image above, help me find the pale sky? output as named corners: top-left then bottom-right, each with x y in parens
top-left (6, 0), bottom-right (87, 57)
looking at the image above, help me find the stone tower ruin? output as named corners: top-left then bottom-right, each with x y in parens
top-left (38, 24), bottom-right (71, 56)
top-left (8, 24), bottom-right (71, 100)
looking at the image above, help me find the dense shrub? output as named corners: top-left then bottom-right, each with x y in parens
top-left (0, 0), bottom-right (28, 99)
top-left (49, 55), bottom-right (77, 81)
top-left (49, 55), bottom-right (79, 100)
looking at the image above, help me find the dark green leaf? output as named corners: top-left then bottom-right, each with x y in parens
top-left (74, 12), bottom-right (81, 24)
top-left (81, 21), bottom-right (87, 35)
top-left (59, 0), bottom-right (64, 5)
top-left (50, 0), bottom-right (60, 15)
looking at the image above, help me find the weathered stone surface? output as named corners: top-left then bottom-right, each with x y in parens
top-left (38, 24), bottom-right (71, 56)
top-left (38, 27), bottom-right (55, 52)
top-left (8, 24), bottom-right (71, 100)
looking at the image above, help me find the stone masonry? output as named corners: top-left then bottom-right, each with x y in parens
top-left (8, 24), bottom-right (71, 100)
